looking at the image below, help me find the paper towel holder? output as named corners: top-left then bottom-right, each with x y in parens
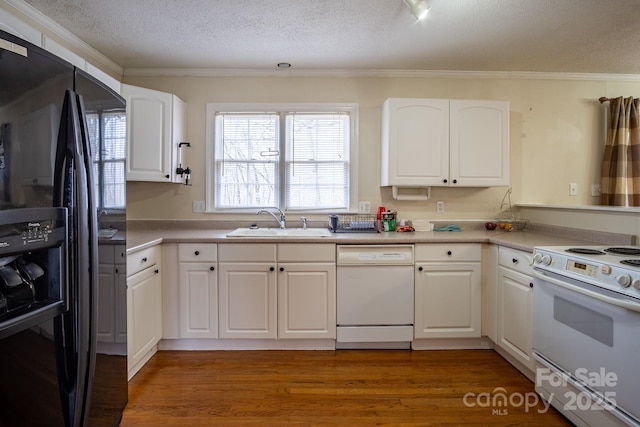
top-left (176, 142), bottom-right (192, 185)
top-left (391, 186), bottom-right (431, 201)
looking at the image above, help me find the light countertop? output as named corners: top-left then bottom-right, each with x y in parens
top-left (125, 227), bottom-right (605, 255)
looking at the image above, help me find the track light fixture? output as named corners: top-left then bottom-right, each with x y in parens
top-left (404, 0), bottom-right (430, 20)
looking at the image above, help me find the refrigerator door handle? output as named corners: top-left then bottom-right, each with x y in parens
top-left (53, 90), bottom-right (79, 427)
top-left (53, 90), bottom-right (98, 427)
top-left (73, 91), bottom-right (99, 424)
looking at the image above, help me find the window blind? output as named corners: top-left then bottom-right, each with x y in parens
top-left (88, 110), bottom-right (126, 210)
top-left (212, 107), bottom-right (352, 211)
top-left (285, 113), bottom-right (349, 210)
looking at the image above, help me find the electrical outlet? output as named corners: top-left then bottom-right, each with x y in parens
top-left (569, 183), bottom-right (577, 196)
top-left (193, 200), bottom-right (205, 213)
top-left (358, 201), bottom-right (371, 213)
top-left (591, 184), bottom-right (601, 197)
top-left (436, 201), bottom-right (445, 214)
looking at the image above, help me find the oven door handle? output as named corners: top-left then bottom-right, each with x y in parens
top-left (533, 270), bottom-right (640, 313)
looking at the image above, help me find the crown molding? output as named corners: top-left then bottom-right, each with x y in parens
top-left (2, 0), bottom-right (123, 77)
top-left (123, 67), bottom-right (640, 82)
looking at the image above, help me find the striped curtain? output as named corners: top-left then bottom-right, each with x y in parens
top-left (600, 96), bottom-right (640, 206)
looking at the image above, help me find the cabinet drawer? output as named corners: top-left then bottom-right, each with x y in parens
top-left (101, 245), bottom-right (127, 265)
top-left (278, 244), bottom-right (335, 262)
top-left (415, 243), bottom-right (481, 262)
top-left (114, 245), bottom-right (127, 265)
top-left (178, 243), bottom-right (217, 262)
top-left (127, 245), bottom-right (160, 276)
top-left (499, 247), bottom-right (533, 276)
top-left (218, 243), bottom-right (276, 262)
top-left (99, 245), bottom-right (115, 264)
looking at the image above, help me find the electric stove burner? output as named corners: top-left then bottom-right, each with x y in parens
top-left (606, 247), bottom-right (640, 256)
top-left (565, 248), bottom-right (606, 255)
top-left (620, 259), bottom-right (640, 268)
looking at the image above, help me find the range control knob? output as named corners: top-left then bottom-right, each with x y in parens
top-left (617, 274), bottom-right (632, 288)
top-left (532, 252), bottom-right (542, 264)
top-left (632, 278), bottom-right (640, 291)
top-left (540, 254), bottom-right (552, 266)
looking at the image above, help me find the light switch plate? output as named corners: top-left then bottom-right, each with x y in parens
top-left (358, 201), bottom-right (371, 213)
top-left (569, 183), bottom-right (577, 196)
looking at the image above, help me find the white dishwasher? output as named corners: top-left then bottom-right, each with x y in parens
top-left (336, 245), bottom-right (414, 349)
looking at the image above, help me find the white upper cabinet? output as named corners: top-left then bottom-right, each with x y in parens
top-left (381, 98), bottom-right (449, 187)
top-left (450, 100), bottom-right (509, 186)
top-left (122, 84), bottom-right (186, 182)
top-left (381, 98), bottom-right (509, 187)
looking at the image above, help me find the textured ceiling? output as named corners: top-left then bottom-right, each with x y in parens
top-left (21, 0), bottom-right (640, 74)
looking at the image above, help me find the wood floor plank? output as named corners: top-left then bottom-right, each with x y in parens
top-left (121, 349), bottom-right (573, 426)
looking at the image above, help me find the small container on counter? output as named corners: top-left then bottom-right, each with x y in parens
top-left (329, 214), bottom-right (339, 231)
top-left (381, 210), bottom-right (396, 232)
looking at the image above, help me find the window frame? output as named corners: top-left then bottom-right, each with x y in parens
top-left (87, 109), bottom-right (126, 214)
top-left (205, 103), bottom-right (359, 213)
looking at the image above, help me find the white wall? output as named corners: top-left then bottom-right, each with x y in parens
top-left (123, 74), bottom-right (640, 228)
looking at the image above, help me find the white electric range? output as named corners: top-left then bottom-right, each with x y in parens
top-left (532, 245), bottom-right (640, 427)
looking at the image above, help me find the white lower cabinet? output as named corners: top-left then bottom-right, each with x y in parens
top-left (497, 247), bottom-right (534, 371)
top-left (97, 244), bottom-right (127, 344)
top-left (277, 244), bottom-right (336, 339)
top-left (218, 262), bottom-right (276, 339)
top-left (127, 245), bottom-right (162, 379)
top-left (414, 244), bottom-right (481, 338)
top-left (178, 244), bottom-right (218, 338)
top-left (217, 243), bottom-right (336, 340)
top-left (218, 244), bottom-right (277, 339)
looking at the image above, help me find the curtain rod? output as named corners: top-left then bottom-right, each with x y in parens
top-left (599, 97), bottom-right (611, 103)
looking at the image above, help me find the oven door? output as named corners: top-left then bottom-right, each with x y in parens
top-left (533, 269), bottom-right (640, 424)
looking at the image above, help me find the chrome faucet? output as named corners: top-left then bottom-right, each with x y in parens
top-left (257, 207), bottom-right (286, 229)
top-left (300, 217), bottom-right (307, 230)
top-left (98, 209), bottom-right (108, 225)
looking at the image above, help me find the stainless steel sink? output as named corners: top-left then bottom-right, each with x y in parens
top-left (226, 227), bottom-right (332, 238)
top-left (98, 228), bottom-right (118, 239)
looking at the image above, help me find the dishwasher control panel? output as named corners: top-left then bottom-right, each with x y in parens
top-left (336, 245), bottom-right (414, 265)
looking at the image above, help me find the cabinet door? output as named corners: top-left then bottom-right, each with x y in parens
top-left (127, 266), bottom-right (162, 370)
top-left (122, 84), bottom-right (185, 182)
top-left (450, 100), bottom-right (509, 186)
top-left (179, 262), bottom-right (218, 338)
top-left (115, 264), bottom-right (127, 344)
top-left (97, 263), bottom-right (115, 342)
top-left (97, 246), bottom-right (127, 344)
top-left (114, 245), bottom-right (127, 344)
top-left (484, 245), bottom-right (499, 342)
top-left (497, 266), bottom-right (534, 370)
top-left (414, 262), bottom-right (481, 338)
top-left (218, 263), bottom-right (276, 339)
top-left (381, 98), bottom-right (449, 187)
top-left (278, 263), bottom-right (336, 339)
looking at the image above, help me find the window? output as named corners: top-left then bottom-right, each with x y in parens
top-left (206, 104), bottom-right (357, 212)
top-left (86, 109), bottom-right (126, 211)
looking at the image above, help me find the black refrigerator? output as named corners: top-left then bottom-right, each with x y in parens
top-left (0, 30), bottom-right (127, 426)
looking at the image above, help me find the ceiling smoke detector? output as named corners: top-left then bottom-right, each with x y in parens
top-left (404, 0), bottom-right (430, 20)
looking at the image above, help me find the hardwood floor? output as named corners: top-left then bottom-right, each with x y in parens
top-left (121, 349), bottom-right (573, 426)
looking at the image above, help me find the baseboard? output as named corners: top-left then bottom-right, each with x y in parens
top-left (411, 337), bottom-right (492, 350)
top-left (158, 338), bottom-right (336, 351)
